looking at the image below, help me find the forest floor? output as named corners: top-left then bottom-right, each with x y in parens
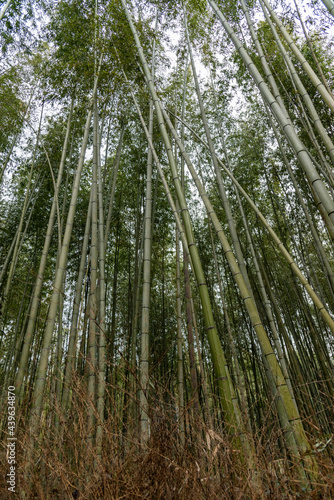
top-left (1, 412), bottom-right (334, 499)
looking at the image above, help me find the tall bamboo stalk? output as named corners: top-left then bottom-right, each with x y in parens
top-left (175, 224), bottom-right (185, 446)
top-left (120, 2), bottom-right (253, 461)
top-left (61, 193), bottom-right (92, 413)
top-left (0, 105), bottom-right (44, 323)
top-left (138, 13), bottom-right (157, 444)
top-left (87, 93), bottom-right (99, 448)
top-left (207, 0), bottom-right (334, 236)
top-left (15, 102), bottom-right (74, 401)
top-left (169, 111), bottom-right (334, 337)
top-left (161, 106), bottom-right (316, 476)
top-left (261, 0), bottom-right (334, 108)
top-left (259, 0), bottom-right (334, 166)
top-left (96, 108), bottom-right (107, 459)
top-left (28, 71), bottom-right (99, 437)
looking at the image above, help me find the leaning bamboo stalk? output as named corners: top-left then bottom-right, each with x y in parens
top-left (121, 77), bottom-right (193, 427)
top-left (136, 104), bottom-right (244, 446)
top-left (0, 87), bottom-right (36, 183)
top-left (0, 105), bottom-right (44, 322)
top-left (260, 0), bottom-right (334, 110)
top-left (178, 55), bottom-right (200, 419)
top-left (259, 0), bottom-right (334, 166)
top-left (207, 0), bottom-right (334, 235)
top-left (294, 101), bottom-right (334, 187)
top-left (320, 0), bottom-right (334, 15)
top-left (206, 215), bottom-right (251, 428)
top-left (119, 35), bottom-right (251, 472)
top-left (208, 72), bottom-right (296, 401)
top-left (0, 0), bottom-right (12, 20)
top-left (185, 18), bottom-right (254, 301)
top-left (61, 193), bottom-right (92, 414)
top-left (117, 61), bottom-right (198, 436)
top-left (293, 0), bottom-right (334, 99)
top-left (169, 110), bottom-right (334, 337)
top-left (0, 181), bottom-right (39, 291)
top-left (239, 0), bottom-right (290, 121)
top-left (28, 68), bottom-right (100, 436)
top-left (15, 102), bottom-right (74, 401)
top-left (236, 188), bottom-right (298, 410)
top-left (268, 63), bottom-right (334, 190)
top-left (161, 106), bottom-right (316, 474)
top-left (266, 109), bottom-right (334, 299)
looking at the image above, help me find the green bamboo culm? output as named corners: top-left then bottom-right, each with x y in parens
top-left (207, 0), bottom-right (334, 240)
top-left (120, 0), bottom-right (255, 465)
top-left (28, 68), bottom-right (100, 440)
top-left (160, 104), bottom-right (317, 482)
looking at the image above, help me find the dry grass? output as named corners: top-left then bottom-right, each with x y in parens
top-left (1, 378), bottom-right (334, 499)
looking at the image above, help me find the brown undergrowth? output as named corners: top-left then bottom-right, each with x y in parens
top-left (1, 378), bottom-right (334, 499)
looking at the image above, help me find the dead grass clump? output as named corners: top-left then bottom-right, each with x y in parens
top-left (1, 378), bottom-right (334, 499)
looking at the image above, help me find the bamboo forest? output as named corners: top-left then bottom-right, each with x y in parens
top-left (1, 0), bottom-right (334, 497)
